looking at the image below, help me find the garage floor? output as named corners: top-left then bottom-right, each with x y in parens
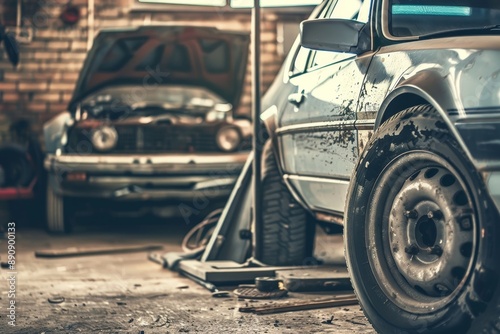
top-left (0, 217), bottom-right (375, 333)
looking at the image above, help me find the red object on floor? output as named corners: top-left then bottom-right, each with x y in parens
top-left (0, 176), bottom-right (36, 200)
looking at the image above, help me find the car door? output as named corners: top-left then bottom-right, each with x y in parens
top-left (277, 0), bottom-right (373, 215)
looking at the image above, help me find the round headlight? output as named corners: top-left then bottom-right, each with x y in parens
top-left (91, 126), bottom-right (118, 152)
top-left (216, 127), bottom-right (241, 152)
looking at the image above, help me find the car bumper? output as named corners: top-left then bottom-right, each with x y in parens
top-left (45, 153), bottom-right (248, 200)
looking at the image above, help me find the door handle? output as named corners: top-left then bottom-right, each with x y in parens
top-left (288, 93), bottom-right (305, 108)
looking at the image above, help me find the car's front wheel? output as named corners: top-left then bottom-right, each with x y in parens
top-left (46, 178), bottom-right (70, 233)
top-left (345, 105), bottom-right (500, 333)
top-left (259, 140), bottom-right (314, 266)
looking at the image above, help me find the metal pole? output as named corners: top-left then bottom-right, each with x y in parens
top-left (16, 0), bottom-right (21, 37)
top-left (251, 0), bottom-right (264, 261)
top-left (88, 0), bottom-right (95, 51)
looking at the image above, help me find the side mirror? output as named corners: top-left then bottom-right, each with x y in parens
top-left (300, 19), bottom-right (369, 55)
top-left (0, 26), bottom-right (19, 67)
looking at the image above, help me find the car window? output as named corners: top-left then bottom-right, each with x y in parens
top-left (310, 0), bottom-right (371, 69)
top-left (290, 0), bottom-right (333, 76)
top-left (291, 43), bottom-right (311, 75)
top-left (389, 0), bottom-right (500, 37)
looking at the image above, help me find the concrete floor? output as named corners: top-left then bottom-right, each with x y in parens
top-left (0, 216), bottom-right (376, 334)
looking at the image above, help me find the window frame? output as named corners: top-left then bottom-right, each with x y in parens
top-left (382, 1), bottom-right (498, 40)
top-left (231, 0), bottom-right (323, 8)
top-left (137, 0), bottom-right (225, 6)
top-left (131, 0), bottom-right (321, 13)
top-left (381, 0), bottom-right (422, 42)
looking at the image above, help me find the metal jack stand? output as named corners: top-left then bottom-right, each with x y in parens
top-left (177, 153), bottom-right (300, 284)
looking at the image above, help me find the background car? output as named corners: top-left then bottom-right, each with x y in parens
top-left (43, 26), bottom-right (251, 233)
top-left (260, 0), bottom-right (500, 333)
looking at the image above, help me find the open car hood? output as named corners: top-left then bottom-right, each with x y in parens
top-left (69, 26), bottom-right (250, 112)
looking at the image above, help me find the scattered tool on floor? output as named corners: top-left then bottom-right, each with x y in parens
top-left (238, 294), bottom-right (358, 315)
top-left (148, 252), bottom-right (166, 266)
top-left (276, 266), bottom-right (352, 292)
top-left (234, 284), bottom-right (288, 299)
top-left (35, 244), bottom-right (164, 258)
top-left (234, 276), bottom-right (288, 299)
top-left (255, 277), bottom-right (284, 292)
top-left (181, 272), bottom-right (231, 298)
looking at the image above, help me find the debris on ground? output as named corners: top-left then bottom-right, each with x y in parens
top-left (35, 245), bottom-right (164, 258)
top-left (255, 277), bottom-right (283, 292)
top-left (212, 291), bottom-right (231, 298)
top-left (346, 318), bottom-right (367, 326)
top-left (47, 296), bottom-right (65, 304)
top-left (233, 285), bottom-right (288, 300)
top-left (239, 294), bottom-right (357, 315)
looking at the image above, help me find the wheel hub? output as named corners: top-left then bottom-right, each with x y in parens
top-left (415, 215), bottom-right (438, 249)
top-left (389, 167), bottom-right (474, 297)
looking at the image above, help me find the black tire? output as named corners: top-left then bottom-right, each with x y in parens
top-left (46, 179), bottom-right (70, 233)
top-left (260, 140), bottom-right (313, 266)
top-left (0, 145), bottom-right (35, 187)
top-left (345, 105), bottom-right (500, 333)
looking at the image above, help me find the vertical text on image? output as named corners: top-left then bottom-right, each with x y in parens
top-left (6, 222), bottom-right (17, 327)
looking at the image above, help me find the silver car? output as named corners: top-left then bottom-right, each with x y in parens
top-left (260, 0), bottom-right (500, 333)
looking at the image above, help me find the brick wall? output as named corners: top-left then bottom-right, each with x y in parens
top-left (0, 0), bottom-right (307, 146)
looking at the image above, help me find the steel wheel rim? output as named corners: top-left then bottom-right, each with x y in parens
top-left (366, 151), bottom-right (477, 314)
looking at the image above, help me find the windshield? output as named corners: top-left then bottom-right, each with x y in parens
top-left (389, 0), bottom-right (500, 37)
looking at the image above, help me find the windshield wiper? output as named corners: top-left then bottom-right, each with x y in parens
top-left (418, 25), bottom-right (500, 40)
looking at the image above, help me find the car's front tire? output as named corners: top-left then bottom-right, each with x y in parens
top-left (260, 140), bottom-right (314, 266)
top-left (46, 179), bottom-right (70, 233)
top-left (345, 105), bottom-right (500, 333)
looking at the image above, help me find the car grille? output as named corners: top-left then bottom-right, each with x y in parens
top-left (67, 125), bottom-right (220, 154)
